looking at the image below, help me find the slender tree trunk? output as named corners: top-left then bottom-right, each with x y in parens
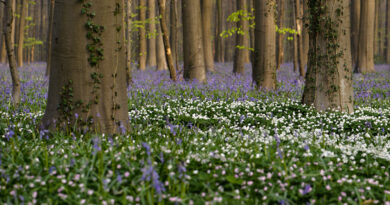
top-left (126, 0), bottom-right (133, 85)
top-left (295, 0), bottom-right (305, 77)
top-left (170, 0), bottom-right (178, 69)
top-left (249, 0), bottom-right (255, 65)
top-left (253, 0), bottom-right (276, 90)
top-left (147, 0), bottom-right (157, 67)
top-left (302, 0), bottom-right (353, 113)
top-left (41, 0), bottom-right (129, 134)
top-left (351, 0), bottom-right (360, 68)
top-left (276, 0), bottom-right (285, 70)
top-left (45, 0), bottom-right (54, 76)
top-left (233, 0), bottom-right (248, 74)
top-left (201, 0), bottom-right (215, 72)
top-left (293, 0), bottom-right (298, 73)
top-left (215, 0), bottom-right (224, 62)
top-left (374, 0), bottom-right (380, 57)
top-left (139, 0), bottom-right (147, 70)
top-left (1, 39), bottom-right (6, 63)
top-left (182, 0), bottom-right (206, 82)
top-left (158, 0), bottom-right (177, 81)
top-left (17, 0), bottom-right (27, 67)
top-left (386, 0), bottom-right (390, 63)
top-left (0, 5), bottom-right (5, 64)
top-left (357, 0), bottom-right (375, 73)
top-left (301, 0), bottom-right (309, 69)
top-left (156, 26), bottom-right (167, 70)
top-left (3, 0), bottom-right (21, 106)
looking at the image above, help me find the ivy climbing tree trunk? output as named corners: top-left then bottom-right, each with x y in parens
top-left (147, 0), bottom-right (157, 67)
top-left (233, 0), bottom-right (249, 75)
top-left (41, 0), bottom-right (129, 134)
top-left (253, 0), bottom-right (276, 90)
top-left (276, 0), bottom-right (285, 70)
top-left (201, 0), bottom-right (215, 72)
top-left (302, 0), bottom-right (353, 113)
top-left (157, 0), bottom-right (177, 81)
top-left (182, 0), bottom-right (206, 83)
top-left (139, 0), bottom-right (147, 70)
top-left (357, 0), bottom-right (375, 73)
top-left (3, 0), bottom-right (21, 106)
top-left (17, 0), bottom-right (27, 68)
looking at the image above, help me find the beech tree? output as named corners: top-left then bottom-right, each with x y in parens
top-left (138, 0), bottom-right (147, 70)
top-left (233, 0), bottom-right (249, 75)
top-left (357, 0), bottom-right (375, 73)
top-left (41, 0), bottom-right (128, 134)
top-left (17, 0), bottom-right (27, 68)
top-left (182, 0), bottom-right (206, 83)
top-left (201, 0), bottom-right (215, 72)
top-left (302, 0), bottom-right (354, 112)
top-left (147, 0), bottom-right (157, 67)
top-left (253, 0), bottom-right (276, 90)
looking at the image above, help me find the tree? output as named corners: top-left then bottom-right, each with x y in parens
top-left (356, 0), bottom-right (375, 73)
top-left (147, 0), bottom-right (157, 67)
top-left (253, 0), bottom-right (276, 90)
top-left (138, 0), bottom-right (147, 70)
top-left (45, 0), bottom-right (54, 76)
top-left (169, 0), bottom-right (178, 69)
top-left (156, 25), bottom-right (167, 70)
top-left (157, 0), bottom-right (177, 81)
top-left (351, 0), bottom-right (360, 67)
top-left (215, 0), bottom-right (224, 63)
top-left (17, 0), bottom-right (27, 67)
top-left (3, 0), bottom-right (21, 105)
top-left (182, 0), bottom-right (206, 83)
top-left (125, 0), bottom-right (133, 85)
top-left (201, 0), bottom-right (215, 72)
top-left (41, 0), bottom-right (128, 134)
top-left (233, 0), bottom-right (249, 74)
top-left (276, 0), bottom-right (285, 70)
top-left (302, 0), bottom-right (353, 112)
top-left (294, 0), bottom-right (305, 77)
top-left (387, 0), bottom-right (390, 63)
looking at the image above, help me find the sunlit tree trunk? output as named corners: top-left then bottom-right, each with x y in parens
top-left (41, 0), bottom-right (128, 134)
top-left (302, 0), bottom-right (353, 113)
top-left (294, 0), bottom-right (305, 77)
top-left (182, 0), bottom-right (206, 82)
top-left (156, 26), bottom-right (167, 70)
top-left (253, 0), bottom-right (276, 90)
top-left (3, 0), bottom-right (21, 105)
top-left (139, 0), bottom-right (147, 70)
top-left (357, 0), bottom-right (375, 73)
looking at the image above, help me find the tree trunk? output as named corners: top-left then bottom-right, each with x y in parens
top-left (3, 0), bottom-right (21, 106)
top-left (351, 0), bottom-right (360, 68)
top-left (294, 0), bottom-right (305, 77)
top-left (139, 0), bottom-right (147, 70)
top-left (41, 0), bottom-right (129, 134)
top-left (357, 0), bottom-right (375, 73)
top-left (276, 0), bottom-right (285, 70)
top-left (170, 0), bottom-right (178, 69)
top-left (233, 0), bottom-right (248, 74)
top-left (158, 0), bottom-right (177, 81)
top-left (126, 0), bottom-right (133, 85)
top-left (301, 0), bottom-right (309, 69)
top-left (182, 0), bottom-right (206, 82)
top-left (45, 0), bottom-right (54, 76)
top-left (17, 0), bottom-right (27, 67)
top-left (147, 0), bottom-right (157, 67)
top-left (302, 0), bottom-right (353, 113)
top-left (201, 0), bottom-right (215, 72)
top-left (156, 26), bottom-right (167, 70)
top-left (386, 0), bottom-right (390, 63)
top-left (253, 0), bottom-right (276, 90)
top-left (215, 0), bottom-right (224, 62)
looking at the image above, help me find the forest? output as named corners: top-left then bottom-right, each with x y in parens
top-left (1, 0), bottom-right (390, 204)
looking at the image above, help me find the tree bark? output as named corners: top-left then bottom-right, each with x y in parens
top-left (139, 0), bottom-right (147, 70)
top-left (3, 0), bottom-right (21, 106)
top-left (170, 0), bottom-right (178, 69)
top-left (294, 0), bottom-right (305, 77)
top-left (45, 0), bottom-right (54, 76)
top-left (126, 0), bottom-right (133, 85)
top-left (276, 0), bottom-right (285, 70)
top-left (158, 0), bottom-right (177, 80)
top-left (302, 0), bottom-right (353, 113)
top-left (201, 0), bottom-right (215, 72)
top-left (386, 0), bottom-right (390, 63)
top-left (233, 0), bottom-right (249, 74)
top-left (301, 0), bottom-right (309, 69)
top-left (17, 0), bottom-right (27, 67)
top-left (156, 25), bottom-right (167, 70)
top-left (215, 0), bottom-right (224, 62)
top-left (357, 0), bottom-right (375, 73)
top-left (351, 0), bottom-right (360, 67)
top-left (147, 0), bottom-right (157, 67)
top-left (182, 0), bottom-right (206, 83)
top-left (41, 0), bottom-right (129, 134)
top-left (253, 0), bottom-right (276, 90)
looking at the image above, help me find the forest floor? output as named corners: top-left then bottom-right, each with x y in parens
top-left (1, 63), bottom-right (390, 204)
